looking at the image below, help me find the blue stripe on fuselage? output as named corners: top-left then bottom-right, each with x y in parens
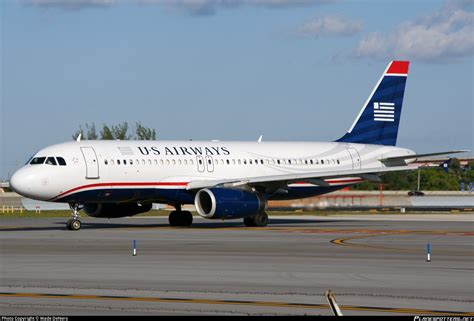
top-left (54, 185), bottom-right (351, 204)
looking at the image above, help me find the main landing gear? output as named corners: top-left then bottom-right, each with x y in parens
top-left (168, 205), bottom-right (193, 227)
top-left (66, 203), bottom-right (83, 231)
top-left (243, 212), bottom-right (268, 227)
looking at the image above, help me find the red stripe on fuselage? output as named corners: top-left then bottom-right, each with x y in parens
top-left (51, 178), bottom-right (364, 201)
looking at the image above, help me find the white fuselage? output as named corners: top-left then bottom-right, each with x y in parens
top-left (10, 140), bottom-right (415, 204)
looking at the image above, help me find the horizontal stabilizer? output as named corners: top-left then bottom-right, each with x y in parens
top-left (380, 150), bottom-right (469, 163)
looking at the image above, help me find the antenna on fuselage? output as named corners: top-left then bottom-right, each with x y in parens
top-left (76, 133), bottom-right (82, 142)
top-left (258, 135), bottom-right (263, 143)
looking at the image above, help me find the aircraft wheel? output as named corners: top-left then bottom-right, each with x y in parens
top-left (66, 219), bottom-right (73, 230)
top-left (168, 211), bottom-right (178, 226)
top-left (243, 216), bottom-right (256, 227)
top-left (253, 212), bottom-right (268, 227)
top-left (70, 219), bottom-right (81, 231)
top-left (182, 211), bottom-right (193, 226)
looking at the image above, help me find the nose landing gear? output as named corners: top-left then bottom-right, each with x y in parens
top-left (67, 203), bottom-right (83, 231)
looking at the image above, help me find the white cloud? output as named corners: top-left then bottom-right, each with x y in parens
top-left (296, 16), bottom-right (363, 37)
top-left (139, 0), bottom-right (330, 15)
top-left (23, 0), bottom-right (119, 10)
top-left (354, 0), bottom-right (474, 62)
top-left (22, 0), bottom-right (329, 13)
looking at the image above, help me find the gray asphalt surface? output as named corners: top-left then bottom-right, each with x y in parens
top-left (0, 215), bottom-right (473, 315)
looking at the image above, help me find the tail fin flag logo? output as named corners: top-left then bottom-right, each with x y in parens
top-left (373, 102), bottom-right (395, 122)
top-left (335, 60), bottom-right (409, 146)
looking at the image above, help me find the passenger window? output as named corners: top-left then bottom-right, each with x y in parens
top-left (117, 160), bottom-right (121, 165)
top-left (226, 159), bottom-right (230, 165)
top-left (249, 159), bottom-right (252, 165)
top-left (321, 160), bottom-right (324, 164)
top-left (277, 160), bottom-right (280, 164)
top-left (45, 157), bottom-right (57, 166)
top-left (130, 160), bottom-right (133, 165)
top-left (57, 157), bottom-right (67, 166)
top-left (111, 160), bottom-right (115, 165)
top-left (30, 157), bottom-right (46, 165)
top-left (337, 159), bottom-right (340, 165)
top-left (123, 160), bottom-right (127, 165)
top-left (310, 160), bottom-right (313, 165)
top-left (104, 159), bottom-right (108, 165)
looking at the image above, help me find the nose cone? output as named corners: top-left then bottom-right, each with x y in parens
top-left (10, 166), bottom-right (53, 201)
top-left (10, 168), bottom-right (32, 197)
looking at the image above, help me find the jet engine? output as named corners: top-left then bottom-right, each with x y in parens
top-left (194, 188), bottom-right (266, 219)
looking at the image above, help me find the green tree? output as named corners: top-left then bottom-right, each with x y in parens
top-left (100, 125), bottom-right (114, 140)
top-left (136, 122), bottom-right (157, 140)
top-left (110, 122), bottom-right (131, 140)
top-left (74, 122), bottom-right (156, 140)
top-left (72, 123), bottom-right (98, 140)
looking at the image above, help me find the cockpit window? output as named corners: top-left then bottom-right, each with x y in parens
top-left (57, 157), bottom-right (67, 166)
top-left (30, 157), bottom-right (46, 165)
top-left (45, 157), bottom-right (57, 165)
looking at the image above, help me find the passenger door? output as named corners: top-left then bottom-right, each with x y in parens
top-left (80, 147), bottom-right (99, 179)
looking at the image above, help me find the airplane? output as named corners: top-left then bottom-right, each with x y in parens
top-left (9, 61), bottom-right (467, 230)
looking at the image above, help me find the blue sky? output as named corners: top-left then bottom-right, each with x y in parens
top-left (1, 0), bottom-right (473, 179)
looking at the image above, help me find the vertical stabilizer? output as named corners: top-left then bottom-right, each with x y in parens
top-left (336, 61), bottom-right (409, 146)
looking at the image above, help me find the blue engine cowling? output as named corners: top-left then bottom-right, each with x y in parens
top-left (194, 188), bottom-right (266, 219)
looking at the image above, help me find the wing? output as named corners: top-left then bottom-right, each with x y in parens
top-left (186, 165), bottom-right (418, 192)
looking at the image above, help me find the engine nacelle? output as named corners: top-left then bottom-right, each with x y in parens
top-left (194, 188), bottom-right (266, 219)
top-left (84, 202), bottom-right (152, 218)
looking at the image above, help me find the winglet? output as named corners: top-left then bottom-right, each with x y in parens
top-left (76, 133), bottom-right (82, 142)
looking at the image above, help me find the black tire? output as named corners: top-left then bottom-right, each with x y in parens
top-left (253, 212), bottom-right (268, 227)
top-left (182, 211), bottom-right (193, 226)
top-left (70, 219), bottom-right (81, 231)
top-left (66, 219), bottom-right (73, 230)
top-left (168, 211), bottom-right (178, 226)
top-left (243, 216), bottom-right (256, 227)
